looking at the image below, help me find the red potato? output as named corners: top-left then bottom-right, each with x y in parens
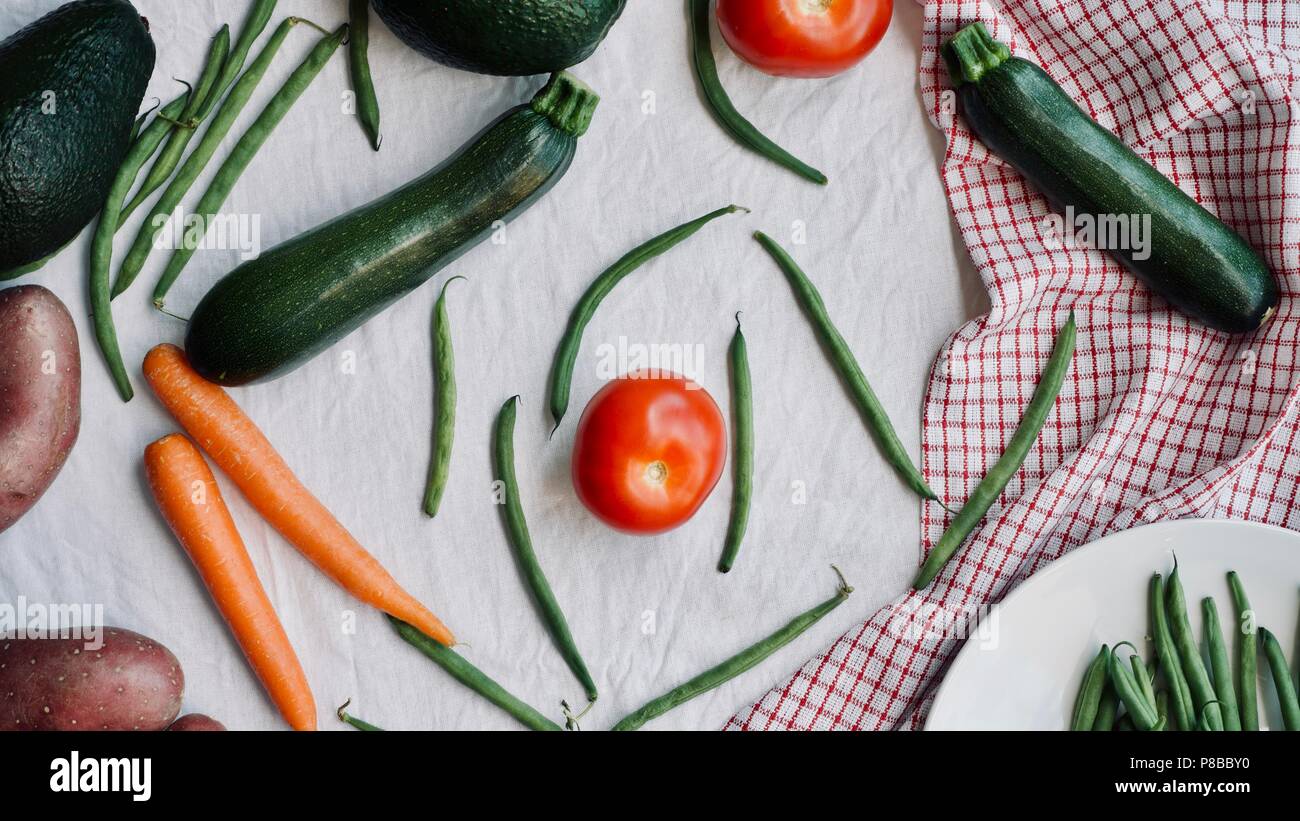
top-left (167, 714), bottom-right (226, 731)
top-left (0, 285), bottom-right (80, 534)
top-left (0, 627), bottom-right (183, 730)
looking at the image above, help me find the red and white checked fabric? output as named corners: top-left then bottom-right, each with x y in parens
top-left (726, 0), bottom-right (1300, 731)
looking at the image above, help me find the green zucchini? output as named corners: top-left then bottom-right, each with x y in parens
top-left (944, 23), bottom-right (1277, 334)
top-left (185, 72), bottom-right (598, 385)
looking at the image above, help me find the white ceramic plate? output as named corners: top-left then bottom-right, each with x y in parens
top-left (927, 520), bottom-right (1300, 730)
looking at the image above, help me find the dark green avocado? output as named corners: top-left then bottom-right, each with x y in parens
top-left (0, 0), bottom-right (155, 276)
top-left (370, 0), bottom-right (626, 76)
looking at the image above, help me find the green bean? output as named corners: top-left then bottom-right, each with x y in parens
top-left (151, 24), bottom-right (348, 308)
top-left (494, 396), bottom-right (597, 704)
top-left (348, 0), bottom-right (381, 150)
top-left (1092, 678), bottom-right (1119, 730)
top-left (1132, 654), bottom-right (1157, 708)
top-left (388, 616), bottom-right (563, 731)
top-left (1154, 690), bottom-right (1169, 731)
top-left (335, 699), bottom-right (384, 731)
top-left (753, 232), bottom-right (948, 510)
top-left (687, 0), bottom-right (825, 184)
top-left (910, 313), bottom-right (1075, 589)
top-left (612, 567), bottom-right (852, 731)
top-left (547, 205), bottom-right (745, 431)
top-left (422, 277), bottom-right (464, 517)
top-left (118, 26), bottom-right (231, 229)
top-left (1166, 560), bottom-right (1223, 730)
top-left (718, 313), bottom-right (753, 573)
top-left (203, 0), bottom-right (279, 120)
top-left (1226, 572), bottom-right (1258, 730)
top-left (110, 17), bottom-right (302, 299)
top-left (1072, 644), bottom-right (1109, 730)
top-left (1107, 643), bottom-right (1159, 731)
top-left (1195, 700), bottom-right (1224, 731)
top-left (1201, 596), bottom-right (1241, 730)
top-left (88, 94), bottom-right (191, 401)
top-left (1259, 628), bottom-right (1300, 730)
top-left (1151, 573), bottom-right (1194, 730)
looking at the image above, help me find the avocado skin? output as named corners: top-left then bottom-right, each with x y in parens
top-left (371, 0), bottom-right (626, 77)
top-left (0, 0), bottom-right (155, 274)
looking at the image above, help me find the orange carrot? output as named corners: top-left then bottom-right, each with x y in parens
top-left (143, 344), bottom-right (456, 647)
top-left (145, 433), bottom-right (317, 731)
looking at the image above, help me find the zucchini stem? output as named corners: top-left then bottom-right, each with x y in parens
top-left (943, 22), bottom-right (1011, 87)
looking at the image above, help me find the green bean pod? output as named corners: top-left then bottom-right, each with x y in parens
top-left (754, 232), bottom-right (947, 509)
top-left (204, 0), bottom-right (279, 120)
top-left (1132, 654), bottom-right (1156, 708)
top-left (911, 313), bottom-right (1075, 589)
top-left (1166, 561), bottom-right (1223, 730)
top-left (1091, 679), bottom-right (1118, 731)
top-left (494, 396), bottom-right (597, 704)
top-left (118, 26), bottom-right (231, 229)
top-left (1226, 572), bottom-right (1258, 730)
top-left (1151, 573), bottom-right (1194, 730)
top-left (1107, 644), bottom-right (1159, 731)
top-left (547, 205), bottom-right (745, 431)
top-left (612, 568), bottom-right (852, 731)
top-left (718, 313), bottom-right (753, 573)
top-left (687, 0), bottom-right (825, 184)
top-left (1071, 644), bottom-right (1109, 730)
top-left (111, 17), bottom-right (301, 299)
top-left (348, 0), bottom-right (381, 150)
top-left (1154, 690), bottom-right (1169, 731)
top-left (88, 94), bottom-right (191, 401)
top-left (151, 24), bottom-right (348, 307)
top-left (422, 277), bottom-right (463, 517)
top-left (336, 699), bottom-right (384, 731)
top-left (1259, 628), bottom-right (1300, 730)
top-left (388, 616), bottom-right (563, 731)
top-left (1201, 596), bottom-right (1241, 730)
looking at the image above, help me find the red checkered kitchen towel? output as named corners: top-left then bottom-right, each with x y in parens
top-left (726, 0), bottom-right (1300, 730)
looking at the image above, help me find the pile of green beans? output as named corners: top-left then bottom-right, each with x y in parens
top-left (152, 23), bottom-right (349, 307)
top-left (687, 0), bottom-right (825, 184)
top-left (718, 313), bottom-right (753, 573)
top-left (754, 232), bottom-right (949, 510)
top-left (388, 617), bottom-right (563, 731)
top-left (612, 568), bottom-right (852, 730)
top-left (348, 0), bottom-right (381, 151)
top-left (547, 204), bottom-right (746, 431)
top-left (422, 278), bottom-right (464, 517)
top-left (493, 396), bottom-right (598, 705)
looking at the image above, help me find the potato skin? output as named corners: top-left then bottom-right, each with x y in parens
top-left (0, 285), bottom-right (80, 533)
top-left (167, 713), bottom-right (226, 731)
top-left (0, 627), bottom-right (184, 730)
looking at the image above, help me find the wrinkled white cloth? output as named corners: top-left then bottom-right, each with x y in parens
top-left (0, 0), bottom-right (977, 730)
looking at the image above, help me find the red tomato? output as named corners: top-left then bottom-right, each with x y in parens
top-left (716, 0), bottom-right (893, 78)
top-left (571, 373), bottom-right (726, 535)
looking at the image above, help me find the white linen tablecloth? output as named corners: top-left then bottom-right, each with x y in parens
top-left (0, 0), bottom-right (978, 730)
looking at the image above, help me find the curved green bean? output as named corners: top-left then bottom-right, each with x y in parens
top-left (388, 616), bottom-right (563, 731)
top-left (203, 0), bottom-right (279, 120)
top-left (151, 23), bottom-right (348, 308)
top-left (1071, 644), bottom-right (1109, 730)
top-left (1226, 572), bottom-right (1258, 730)
top-left (1108, 642), bottom-right (1159, 731)
top-left (1166, 560), bottom-right (1223, 730)
top-left (118, 26), bottom-right (230, 229)
top-left (494, 396), bottom-right (597, 704)
top-left (1259, 628), bottom-right (1299, 730)
top-left (1151, 573), bottom-right (1194, 730)
top-left (348, 0), bottom-right (381, 150)
top-left (1201, 596), bottom-right (1241, 730)
top-left (612, 567), bottom-right (852, 731)
top-left (910, 313), bottom-right (1076, 588)
top-left (718, 313), bottom-right (753, 573)
top-left (335, 699), bottom-right (384, 731)
top-left (754, 232), bottom-right (948, 510)
top-left (423, 277), bottom-right (464, 517)
top-left (88, 93), bottom-right (191, 402)
top-left (547, 205), bottom-right (745, 431)
top-left (111, 17), bottom-right (302, 299)
top-left (687, 0), bottom-right (825, 184)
